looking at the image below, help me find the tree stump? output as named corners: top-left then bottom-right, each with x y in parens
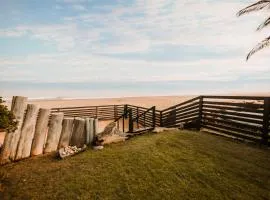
top-left (31, 108), bottom-right (50, 156)
top-left (70, 118), bottom-right (85, 148)
top-left (44, 113), bottom-right (64, 153)
top-left (58, 117), bottom-right (74, 149)
top-left (15, 104), bottom-right (39, 160)
top-left (0, 96), bottom-right (27, 164)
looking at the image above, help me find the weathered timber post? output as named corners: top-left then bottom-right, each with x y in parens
top-left (137, 107), bottom-right (139, 128)
top-left (152, 106), bottom-right (156, 129)
top-left (95, 106), bottom-right (98, 118)
top-left (160, 110), bottom-right (163, 127)
top-left (15, 104), bottom-right (39, 160)
top-left (85, 118), bottom-right (90, 145)
top-left (128, 110), bottom-right (133, 133)
top-left (93, 118), bottom-right (99, 136)
top-left (197, 96), bottom-right (203, 131)
top-left (44, 113), bottom-right (64, 153)
top-left (172, 106), bottom-right (176, 127)
top-left (0, 96), bottom-right (27, 164)
top-left (124, 105), bottom-right (128, 118)
top-left (58, 117), bottom-right (74, 149)
top-left (114, 105), bottom-right (118, 120)
top-left (70, 117), bottom-right (86, 148)
top-left (262, 97), bottom-right (270, 145)
top-left (89, 118), bottom-right (94, 145)
top-left (31, 108), bottom-right (51, 156)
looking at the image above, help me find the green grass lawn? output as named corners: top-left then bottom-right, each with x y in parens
top-left (1, 130), bottom-right (269, 200)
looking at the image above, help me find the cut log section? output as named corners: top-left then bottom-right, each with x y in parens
top-left (31, 108), bottom-right (50, 156)
top-left (44, 113), bottom-right (64, 153)
top-left (0, 96), bottom-right (27, 164)
top-left (58, 117), bottom-right (74, 149)
top-left (70, 118), bottom-right (85, 148)
top-left (15, 104), bottom-right (39, 160)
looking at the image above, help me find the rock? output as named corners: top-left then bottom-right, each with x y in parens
top-left (58, 145), bottom-right (87, 159)
top-left (94, 122), bottom-right (127, 145)
top-left (93, 146), bottom-right (104, 150)
top-left (152, 127), bottom-right (179, 133)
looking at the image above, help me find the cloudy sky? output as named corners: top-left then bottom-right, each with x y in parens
top-left (0, 0), bottom-right (269, 98)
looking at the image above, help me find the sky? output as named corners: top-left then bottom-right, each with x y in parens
top-left (0, 0), bottom-right (269, 98)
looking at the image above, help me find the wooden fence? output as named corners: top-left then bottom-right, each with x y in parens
top-left (160, 96), bottom-right (270, 145)
top-left (51, 95), bottom-right (270, 145)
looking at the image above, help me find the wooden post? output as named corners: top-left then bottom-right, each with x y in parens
top-left (160, 111), bottom-right (163, 127)
top-left (137, 107), bottom-right (139, 128)
top-left (114, 105), bottom-right (117, 120)
top-left (152, 106), bottom-right (156, 129)
top-left (128, 110), bottom-right (133, 133)
top-left (31, 108), bottom-right (51, 156)
top-left (89, 118), bottom-right (94, 145)
top-left (58, 117), bottom-right (74, 149)
top-left (0, 96), bottom-right (27, 164)
top-left (15, 104), bottom-right (39, 160)
top-left (44, 113), bottom-right (64, 153)
top-left (262, 97), bottom-right (270, 145)
top-left (173, 106), bottom-right (176, 127)
top-left (95, 106), bottom-right (98, 118)
top-left (85, 118), bottom-right (90, 145)
top-left (197, 96), bottom-right (203, 131)
top-left (70, 118), bottom-right (86, 148)
top-left (124, 105), bottom-right (128, 118)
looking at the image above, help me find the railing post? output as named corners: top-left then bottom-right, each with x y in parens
top-left (262, 97), bottom-right (270, 145)
top-left (197, 96), bottom-right (203, 131)
top-left (152, 106), bottom-right (156, 129)
top-left (137, 107), bottom-right (139, 128)
top-left (95, 106), bottom-right (98, 118)
top-left (124, 105), bottom-right (128, 118)
top-left (160, 111), bottom-right (163, 127)
top-left (173, 106), bottom-right (176, 126)
top-left (114, 105), bottom-right (117, 120)
top-left (128, 110), bottom-right (133, 133)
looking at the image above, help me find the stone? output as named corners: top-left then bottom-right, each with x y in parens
top-left (94, 122), bottom-right (127, 145)
top-left (93, 146), bottom-right (104, 150)
top-left (152, 127), bottom-right (179, 133)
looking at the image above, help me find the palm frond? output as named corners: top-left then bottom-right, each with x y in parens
top-left (257, 16), bottom-right (270, 30)
top-left (237, 0), bottom-right (270, 16)
top-left (246, 36), bottom-right (270, 60)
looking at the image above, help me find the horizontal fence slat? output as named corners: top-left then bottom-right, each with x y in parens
top-left (203, 104), bottom-right (264, 114)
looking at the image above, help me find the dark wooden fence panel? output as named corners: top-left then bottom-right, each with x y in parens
top-left (162, 96), bottom-right (200, 128)
top-left (51, 105), bottom-right (125, 120)
top-left (201, 96), bottom-right (265, 144)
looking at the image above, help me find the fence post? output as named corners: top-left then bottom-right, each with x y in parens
top-left (152, 106), bottom-right (156, 129)
top-left (262, 97), bottom-right (270, 145)
top-left (95, 106), bottom-right (98, 118)
top-left (197, 96), bottom-right (203, 131)
top-left (137, 107), bottom-right (139, 128)
top-left (160, 110), bottom-right (163, 127)
top-left (128, 110), bottom-right (133, 133)
top-left (124, 105), bottom-right (128, 118)
top-left (114, 105), bottom-right (117, 120)
top-left (173, 106), bottom-right (176, 126)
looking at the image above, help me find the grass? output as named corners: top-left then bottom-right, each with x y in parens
top-left (0, 130), bottom-right (269, 200)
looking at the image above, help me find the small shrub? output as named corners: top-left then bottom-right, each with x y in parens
top-left (0, 97), bottom-right (18, 133)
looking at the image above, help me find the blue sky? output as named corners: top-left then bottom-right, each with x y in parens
top-left (0, 0), bottom-right (269, 98)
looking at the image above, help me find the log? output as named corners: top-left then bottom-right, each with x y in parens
top-left (58, 117), bottom-right (74, 149)
top-left (0, 96), bottom-right (27, 164)
top-left (31, 108), bottom-right (50, 156)
top-left (85, 118), bottom-right (90, 145)
top-left (44, 113), bottom-right (64, 153)
top-left (93, 118), bottom-right (99, 137)
top-left (15, 104), bottom-right (39, 160)
top-left (70, 118), bottom-right (85, 147)
top-left (89, 118), bottom-right (94, 144)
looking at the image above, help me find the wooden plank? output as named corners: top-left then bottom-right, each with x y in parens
top-left (44, 113), bottom-right (64, 153)
top-left (203, 104), bottom-right (263, 114)
top-left (0, 96), bottom-right (27, 164)
top-left (203, 108), bottom-right (263, 120)
top-left (203, 100), bottom-right (263, 109)
top-left (15, 104), bottom-right (39, 160)
top-left (202, 95), bottom-right (265, 100)
top-left (202, 112), bottom-right (263, 125)
top-left (58, 117), bottom-right (74, 149)
top-left (202, 116), bottom-right (261, 131)
top-left (162, 104), bottom-right (199, 117)
top-left (202, 121), bottom-right (261, 137)
top-left (31, 108), bottom-right (51, 156)
top-left (202, 124), bottom-right (260, 142)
